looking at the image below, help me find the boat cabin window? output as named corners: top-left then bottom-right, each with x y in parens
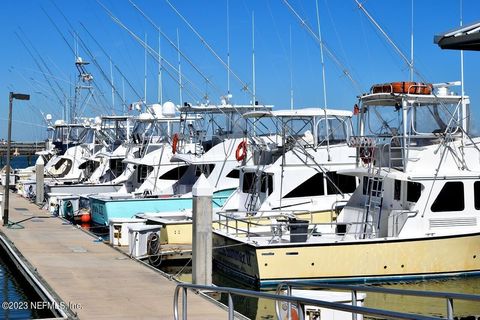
top-left (474, 181), bottom-right (480, 210)
top-left (284, 173), bottom-right (324, 198)
top-left (242, 172), bottom-right (255, 193)
top-left (431, 182), bottom-right (464, 212)
top-left (412, 103), bottom-right (461, 135)
top-left (326, 172), bottom-right (356, 194)
top-left (109, 159), bottom-right (125, 178)
top-left (260, 174), bottom-right (273, 195)
top-left (394, 180), bottom-right (401, 200)
top-left (195, 164), bottom-right (215, 178)
top-left (226, 169), bottom-right (240, 179)
top-left (137, 165), bottom-right (153, 184)
top-left (49, 158), bottom-right (73, 178)
top-left (362, 176), bottom-right (383, 197)
top-left (159, 165), bottom-right (189, 180)
top-left (242, 172), bottom-right (273, 195)
top-left (317, 117), bottom-right (350, 145)
top-left (406, 181), bottom-right (422, 202)
top-left (283, 118), bottom-right (314, 141)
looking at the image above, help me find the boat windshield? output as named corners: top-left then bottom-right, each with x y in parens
top-left (364, 100), bottom-right (463, 137)
top-left (317, 116), bottom-right (352, 144)
top-left (53, 125), bottom-right (90, 144)
top-left (101, 118), bottom-right (128, 143)
top-left (132, 120), bottom-right (181, 142)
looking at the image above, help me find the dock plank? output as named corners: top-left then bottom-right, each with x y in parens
top-left (0, 193), bottom-right (227, 319)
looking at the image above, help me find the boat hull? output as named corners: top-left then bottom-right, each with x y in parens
top-left (212, 231), bottom-right (480, 288)
top-left (90, 188), bottom-right (235, 226)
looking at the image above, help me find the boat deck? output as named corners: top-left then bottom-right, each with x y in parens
top-left (0, 192), bottom-right (226, 319)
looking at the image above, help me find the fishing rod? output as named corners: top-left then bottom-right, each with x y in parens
top-left (164, 0), bottom-right (255, 99)
top-left (353, 0), bottom-right (413, 74)
top-left (79, 22), bottom-right (147, 110)
top-left (127, 0), bottom-right (225, 100)
top-left (47, 3), bottom-right (127, 116)
top-left (42, 6), bottom-right (115, 117)
top-left (14, 30), bottom-right (67, 115)
top-left (97, 0), bottom-right (206, 104)
top-left (282, 0), bottom-right (362, 93)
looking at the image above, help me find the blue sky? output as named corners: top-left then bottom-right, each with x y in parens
top-left (1, 0), bottom-right (479, 141)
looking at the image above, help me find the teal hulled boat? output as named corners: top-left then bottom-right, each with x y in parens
top-left (89, 188), bottom-right (235, 226)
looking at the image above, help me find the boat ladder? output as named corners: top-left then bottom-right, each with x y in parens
top-left (363, 151), bottom-right (384, 238)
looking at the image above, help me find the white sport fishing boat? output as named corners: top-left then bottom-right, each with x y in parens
top-left (90, 102), bottom-right (273, 226)
top-left (212, 81), bottom-right (480, 288)
top-left (221, 108), bottom-right (357, 218)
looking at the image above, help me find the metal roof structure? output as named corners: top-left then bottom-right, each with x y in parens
top-left (434, 21), bottom-right (480, 51)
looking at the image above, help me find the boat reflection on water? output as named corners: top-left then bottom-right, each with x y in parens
top-left (213, 268), bottom-right (480, 320)
top-left (364, 277), bottom-right (480, 319)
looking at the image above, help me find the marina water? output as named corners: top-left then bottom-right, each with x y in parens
top-left (211, 271), bottom-right (480, 319)
top-left (0, 155), bottom-right (37, 170)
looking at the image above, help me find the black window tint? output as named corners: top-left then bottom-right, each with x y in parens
top-left (326, 172), bottom-right (356, 194)
top-left (431, 182), bottom-right (464, 212)
top-left (242, 172), bottom-right (255, 193)
top-left (407, 181), bottom-right (422, 202)
top-left (284, 173), bottom-right (324, 198)
top-left (475, 181), bottom-right (480, 210)
top-left (226, 169), bottom-right (240, 179)
top-left (394, 180), bottom-right (401, 200)
top-left (110, 158), bottom-right (125, 177)
top-left (260, 173), bottom-right (273, 196)
top-left (159, 166), bottom-right (189, 180)
top-left (137, 165), bottom-right (153, 183)
top-left (195, 164), bottom-right (215, 178)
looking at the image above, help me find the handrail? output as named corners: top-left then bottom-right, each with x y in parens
top-left (173, 283), bottom-right (444, 320)
top-left (275, 282), bottom-right (480, 320)
top-left (215, 212), bottom-right (393, 242)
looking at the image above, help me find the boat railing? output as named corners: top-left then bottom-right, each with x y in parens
top-left (215, 211), bottom-right (311, 240)
top-left (214, 211), bottom-right (382, 242)
top-left (388, 209), bottom-right (418, 237)
top-left (350, 134), bottom-right (452, 172)
top-left (275, 281), bottom-right (480, 320)
top-left (173, 282), bottom-right (456, 320)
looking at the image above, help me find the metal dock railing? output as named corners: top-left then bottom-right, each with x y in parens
top-left (174, 282), bottom-right (480, 320)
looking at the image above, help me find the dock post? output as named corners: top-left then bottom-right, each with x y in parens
top-left (35, 156), bottom-right (44, 205)
top-left (192, 174), bottom-right (213, 285)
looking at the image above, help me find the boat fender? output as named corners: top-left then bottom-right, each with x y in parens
top-left (235, 140), bottom-right (247, 161)
top-left (172, 133), bottom-right (179, 154)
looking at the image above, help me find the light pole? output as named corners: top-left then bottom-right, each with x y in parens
top-left (3, 92), bottom-right (30, 226)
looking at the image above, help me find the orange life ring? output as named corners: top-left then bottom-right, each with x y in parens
top-left (235, 140), bottom-right (247, 161)
top-left (360, 147), bottom-right (374, 164)
top-left (172, 133), bottom-right (179, 154)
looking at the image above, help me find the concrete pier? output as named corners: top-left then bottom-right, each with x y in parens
top-left (0, 192), bottom-right (227, 319)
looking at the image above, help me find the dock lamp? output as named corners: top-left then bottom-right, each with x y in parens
top-left (3, 92), bottom-right (30, 226)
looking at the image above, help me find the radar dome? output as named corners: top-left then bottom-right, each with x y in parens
top-left (54, 119), bottom-right (65, 126)
top-left (94, 116), bottom-right (102, 125)
top-left (46, 114), bottom-right (52, 121)
top-left (162, 101), bottom-right (176, 117)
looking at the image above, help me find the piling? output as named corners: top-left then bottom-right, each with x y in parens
top-left (35, 156), bottom-right (44, 205)
top-left (192, 174), bottom-right (213, 285)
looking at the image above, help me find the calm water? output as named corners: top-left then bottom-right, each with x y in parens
top-left (0, 255), bottom-right (33, 320)
top-left (209, 271), bottom-right (480, 320)
top-left (0, 155), bottom-right (38, 169)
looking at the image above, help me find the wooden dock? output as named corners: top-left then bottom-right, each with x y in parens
top-left (0, 192), bottom-right (228, 319)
